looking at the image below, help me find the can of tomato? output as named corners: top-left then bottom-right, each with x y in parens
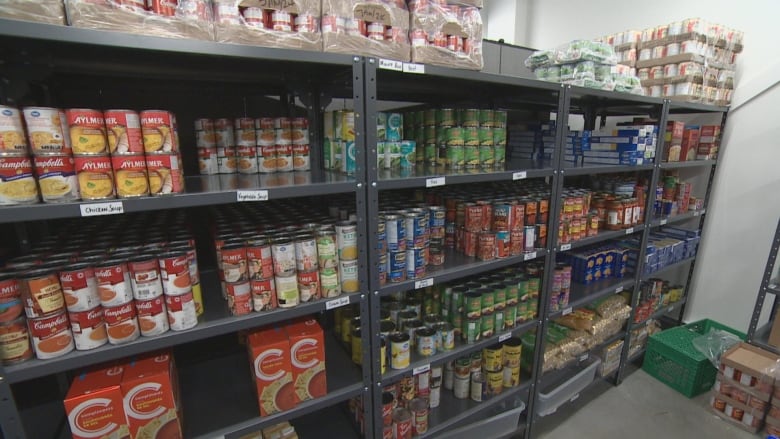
top-left (33, 154), bottom-right (79, 203)
top-left (68, 306), bottom-right (108, 351)
top-left (158, 251), bottom-right (191, 296)
top-left (146, 152), bottom-right (183, 195)
top-left (103, 302), bottom-right (140, 345)
top-left (128, 256), bottom-right (164, 301)
top-left (0, 316), bottom-right (32, 365)
top-left (74, 154), bottom-right (115, 200)
top-left (135, 296), bottom-right (169, 337)
top-left (59, 262), bottom-right (101, 312)
top-left (94, 258), bottom-right (134, 307)
top-left (165, 290), bottom-right (198, 331)
top-left (0, 155), bottom-right (38, 205)
top-left (28, 311), bottom-right (74, 359)
top-left (112, 154), bottom-right (149, 198)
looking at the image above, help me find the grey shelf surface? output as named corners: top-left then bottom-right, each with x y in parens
top-left (659, 159), bottom-right (716, 169)
top-left (0, 173), bottom-right (356, 224)
top-left (4, 271), bottom-right (362, 384)
top-left (766, 279), bottom-right (780, 295)
top-left (293, 406), bottom-right (361, 439)
top-left (183, 336), bottom-right (363, 439)
top-left (668, 101), bottom-right (729, 113)
top-left (641, 255), bottom-right (696, 280)
top-left (548, 277), bottom-right (635, 319)
top-left (751, 323), bottom-right (780, 356)
top-left (375, 161), bottom-right (554, 190)
top-left (378, 249), bottom-right (548, 296)
top-left (631, 298), bottom-right (687, 328)
top-left (567, 85), bottom-right (665, 107)
top-left (557, 225), bottom-right (645, 252)
top-left (650, 209), bottom-right (706, 227)
top-left (381, 319), bottom-right (539, 386)
top-left (562, 162), bottom-right (655, 177)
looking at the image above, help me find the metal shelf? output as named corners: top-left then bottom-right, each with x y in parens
top-left (381, 319), bottom-right (539, 386)
top-left (659, 160), bottom-right (716, 169)
top-left (631, 299), bottom-right (687, 328)
top-left (548, 277), bottom-right (635, 319)
top-left (0, 173), bottom-right (356, 224)
top-left (668, 101), bottom-right (729, 113)
top-left (766, 279), bottom-right (780, 295)
top-left (628, 347), bottom-right (646, 363)
top-left (378, 249), bottom-right (547, 296)
top-left (642, 255), bottom-right (696, 280)
top-left (293, 406), bottom-right (361, 439)
top-left (562, 162), bottom-right (655, 177)
top-left (650, 209), bottom-right (706, 227)
top-left (375, 161), bottom-right (554, 190)
top-left (4, 271), bottom-right (362, 384)
top-left (556, 225), bottom-right (645, 252)
top-left (183, 336), bottom-right (363, 439)
top-left (751, 323), bottom-right (780, 356)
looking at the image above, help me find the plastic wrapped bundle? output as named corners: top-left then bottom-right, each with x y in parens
top-left (0, 0), bottom-right (66, 25)
top-left (213, 0), bottom-right (321, 51)
top-left (66, 0), bottom-right (214, 40)
top-left (322, 0), bottom-right (410, 61)
top-left (409, 2), bottom-right (483, 70)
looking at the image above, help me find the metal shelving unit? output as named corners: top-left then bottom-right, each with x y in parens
top-left (747, 218), bottom-right (780, 355)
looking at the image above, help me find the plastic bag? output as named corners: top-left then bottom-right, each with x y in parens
top-left (692, 328), bottom-right (741, 368)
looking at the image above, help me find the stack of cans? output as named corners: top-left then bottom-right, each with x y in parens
top-left (323, 110), bottom-right (356, 174)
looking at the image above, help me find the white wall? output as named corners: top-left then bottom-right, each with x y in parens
top-left (498, 0), bottom-right (780, 332)
top-left (483, 0), bottom-right (531, 45)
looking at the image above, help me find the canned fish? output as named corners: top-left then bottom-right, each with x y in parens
top-left (140, 110), bottom-right (177, 153)
top-left (59, 263), bottom-right (101, 312)
top-left (251, 277), bottom-right (277, 311)
top-left (297, 270), bottom-right (320, 302)
top-left (146, 152), bottom-right (183, 195)
top-left (225, 281), bottom-right (252, 316)
top-left (34, 155), bottom-right (79, 202)
top-left (28, 311), bottom-right (74, 359)
top-left (390, 332), bottom-right (410, 369)
top-left (165, 290), bottom-right (198, 331)
top-left (74, 154), bottom-right (115, 200)
top-left (0, 106), bottom-right (27, 154)
top-left (128, 257), bottom-right (164, 301)
top-left (104, 109), bottom-right (143, 154)
top-left (94, 259), bottom-right (133, 307)
top-left (135, 296), bottom-right (169, 337)
top-left (20, 269), bottom-right (65, 319)
top-left (103, 302), bottom-right (140, 345)
top-left (275, 274), bottom-right (299, 308)
top-left (66, 109), bottom-right (107, 155)
top-left (0, 155), bottom-right (38, 205)
top-left (0, 316), bottom-right (32, 365)
top-left (68, 306), bottom-right (108, 351)
top-left (340, 259), bottom-right (359, 293)
top-left (23, 107), bottom-right (70, 155)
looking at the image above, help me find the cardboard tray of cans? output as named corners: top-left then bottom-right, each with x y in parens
top-left (65, 0), bottom-right (214, 41)
top-left (213, 0), bottom-right (322, 51)
top-left (709, 390), bottom-right (765, 433)
top-left (0, 0), bottom-right (66, 25)
top-left (636, 31), bottom-right (743, 53)
top-left (321, 0), bottom-right (410, 62)
top-left (409, 2), bottom-right (483, 70)
top-left (635, 53), bottom-right (734, 70)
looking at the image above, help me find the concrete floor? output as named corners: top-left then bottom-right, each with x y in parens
top-left (535, 367), bottom-right (759, 439)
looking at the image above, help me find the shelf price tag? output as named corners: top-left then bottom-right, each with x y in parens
top-left (426, 177), bottom-right (445, 187)
top-left (693, 211), bottom-right (700, 217)
top-left (660, 219), bottom-right (668, 226)
top-left (615, 286), bottom-right (624, 294)
top-left (560, 244), bottom-right (572, 251)
top-left (523, 251), bottom-right (537, 261)
top-left (237, 190), bottom-right (269, 202)
top-left (499, 332), bottom-right (512, 343)
top-left (413, 364), bottom-right (430, 375)
top-left (579, 353), bottom-right (589, 362)
top-left (769, 284), bottom-right (778, 290)
top-left (403, 63), bottom-right (425, 74)
top-left (512, 171), bottom-right (527, 181)
top-left (415, 278), bottom-right (434, 289)
top-left (562, 307), bottom-right (573, 316)
top-left (626, 227), bottom-right (634, 234)
top-left (378, 58), bottom-right (403, 71)
top-left (80, 201), bottom-right (124, 217)
top-left (325, 296), bottom-right (350, 310)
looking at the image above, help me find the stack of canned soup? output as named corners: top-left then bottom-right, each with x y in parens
top-left (195, 116), bottom-right (311, 175)
top-left (402, 108), bottom-right (507, 169)
top-left (378, 204), bottom-right (441, 285)
top-left (210, 201), bottom-right (357, 316)
top-left (322, 110), bottom-right (356, 175)
top-left (0, 106), bottom-right (185, 205)
top-left (0, 212), bottom-right (202, 365)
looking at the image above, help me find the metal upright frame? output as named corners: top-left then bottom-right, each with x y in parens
top-left (747, 218), bottom-right (780, 354)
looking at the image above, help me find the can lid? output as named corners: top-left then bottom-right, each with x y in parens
top-left (61, 261), bottom-right (92, 271)
top-left (415, 327), bottom-right (435, 337)
top-left (389, 332), bottom-right (410, 342)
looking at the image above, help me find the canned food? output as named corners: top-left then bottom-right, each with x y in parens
top-left (316, 227), bottom-right (339, 269)
top-left (105, 109), bottom-right (143, 154)
top-left (483, 344), bottom-right (503, 372)
top-left (470, 372), bottom-right (484, 402)
top-left (31, 154), bottom-right (78, 202)
top-left (0, 316), bottom-right (32, 364)
top-left (226, 281), bottom-right (252, 316)
top-left (0, 155), bottom-right (39, 205)
top-left (158, 251), bottom-right (191, 296)
top-left (390, 332), bottom-right (410, 369)
top-left (74, 154), bottom-right (115, 200)
top-left (297, 270), bottom-right (320, 302)
top-left (20, 269), bottom-right (65, 319)
top-left (135, 296), bottom-right (169, 337)
top-left (94, 259), bottom-right (134, 307)
top-left (110, 154), bottom-right (149, 198)
top-left (319, 267), bottom-right (341, 298)
top-left (294, 234), bottom-right (318, 272)
top-left (503, 365), bottom-right (521, 388)
top-left (140, 110), bottom-right (177, 153)
top-left (382, 392), bottom-right (394, 426)
top-left (292, 144), bottom-right (310, 171)
top-left (503, 337), bottom-right (523, 367)
top-left (340, 259), bottom-right (359, 293)
top-left (146, 152), bottom-right (183, 195)
top-left (409, 397), bottom-right (428, 435)
top-left (336, 221), bottom-right (358, 260)
top-left (250, 278), bottom-right (277, 311)
top-left (275, 144), bottom-right (293, 172)
top-left (59, 263), bottom-right (101, 312)
top-left (197, 147), bottom-right (217, 175)
top-left (246, 237), bottom-right (274, 280)
top-left (464, 317), bottom-right (481, 343)
top-left (271, 237), bottom-right (295, 277)
top-left (392, 408), bottom-right (413, 439)
top-left (165, 290), bottom-right (198, 331)
top-left (103, 302), bottom-right (140, 345)
top-left (275, 274), bottom-right (299, 308)
top-left (416, 327), bottom-right (436, 357)
top-left (0, 106), bottom-right (27, 154)
top-left (128, 257), bottom-right (164, 301)
top-left (68, 306), bottom-right (108, 351)
top-left (66, 109), bottom-right (107, 155)
top-left (237, 145), bottom-right (258, 173)
top-left (23, 107), bottom-right (70, 155)
top-left (28, 311), bottom-right (74, 359)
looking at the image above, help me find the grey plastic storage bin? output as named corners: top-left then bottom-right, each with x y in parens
top-left (437, 403), bottom-right (525, 439)
top-left (537, 357), bottom-right (601, 416)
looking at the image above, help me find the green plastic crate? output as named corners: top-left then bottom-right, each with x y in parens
top-left (642, 319), bottom-right (746, 397)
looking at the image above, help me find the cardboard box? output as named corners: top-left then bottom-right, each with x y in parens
top-left (720, 342), bottom-right (778, 401)
top-left (322, 0), bottom-right (410, 61)
top-left (709, 394), bottom-right (764, 433)
top-left (0, 0), bottom-right (66, 25)
top-left (213, 0), bottom-right (321, 51)
top-left (679, 128), bottom-right (700, 161)
top-left (768, 308), bottom-right (780, 349)
top-left (122, 351), bottom-right (183, 439)
top-left (285, 319), bottom-right (327, 403)
top-left (64, 366), bottom-right (130, 439)
top-left (247, 326), bottom-right (295, 416)
top-left (714, 373), bottom-right (771, 412)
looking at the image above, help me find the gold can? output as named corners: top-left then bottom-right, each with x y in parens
top-left (111, 154), bottom-right (149, 198)
top-left (74, 154), bottom-right (115, 200)
top-left (66, 109), bottom-right (107, 155)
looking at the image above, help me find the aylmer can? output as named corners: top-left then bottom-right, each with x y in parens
top-left (111, 154), bottom-right (149, 198)
top-left (66, 108), bottom-right (107, 155)
top-left (74, 154), bottom-right (115, 200)
top-left (104, 109), bottom-right (144, 155)
top-left (146, 152), bottom-right (183, 195)
top-left (140, 110), bottom-right (178, 153)
top-left (0, 316), bottom-right (33, 365)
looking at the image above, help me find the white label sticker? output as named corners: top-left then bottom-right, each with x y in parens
top-left (660, 219), bottom-right (668, 225)
top-left (403, 63), bottom-right (425, 74)
top-left (415, 278), bottom-right (434, 289)
top-left (379, 58), bottom-right (403, 71)
top-left (523, 251), bottom-right (537, 261)
top-left (562, 307), bottom-right (573, 316)
top-left (426, 177), bottom-right (445, 187)
top-left (499, 332), bottom-right (512, 343)
top-left (325, 296), bottom-right (350, 310)
top-left (693, 211), bottom-right (700, 217)
top-left (512, 171), bottom-right (527, 181)
top-left (413, 364), bottom-right (430, 375)
top-left (560, 244), bottom-right (572, 251)
top-left (615, 286), bottom-right (624, 293)
top-left (80, 201), bottom-right (124, 217)
top-left (769, 284), bottom-right (778, 290)
top-left (667, 306), bottom-right (674, 312)
top-left (626, 227), bottom-right (634, 234)
top-left (579, 353), bottom-right (589, 362)
top-left (237, 190), bottom-right (269, 202)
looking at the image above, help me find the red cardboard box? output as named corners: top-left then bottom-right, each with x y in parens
top-left (680, 127), bottom-right (700, 161)
top-left (285, 319), bottom-right (327, 403)
top-left (248, 326), bottom-right (295, 416)
top-left (64, 365), bottom-right (130, 439)
top-left (699, 125), bottom-right (721, 144)
top-left (122, 351), bottom-right (183, 439)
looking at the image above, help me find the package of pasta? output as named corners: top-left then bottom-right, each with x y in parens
top-left (408, 2), bottom-right (483, 70)
top-left (0, 0), bottom-right (66, 25)
top-left (589, 294), bottom-right (628, 318)
top-left (213, 0), bottom-right (321, 51)
top-left (65, 0), bottom-right (214, 40)
top-left (556, 308), bottom-right (596, 331)
top-left (321, 0), bottom-right (410, 61)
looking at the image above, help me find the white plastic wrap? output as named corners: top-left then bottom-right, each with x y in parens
top-left (213, 0), bottom-right (321, 51)
top-left (322, 0), bottom-right (410, 61)
top-left (409, 2), bottom-right (483, 70)
top-left (65, 0), bottom-right (214, 40)
top-left (0, 0), bottom-right (66, 25)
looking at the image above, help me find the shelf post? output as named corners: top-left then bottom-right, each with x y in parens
top-left (0, 366), bottom-right (25, 438)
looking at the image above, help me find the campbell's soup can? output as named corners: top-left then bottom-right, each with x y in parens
top-left (0, 316), bottom-right (33, 365)
top-left (28, 311), bottom-right (74, 359)
top-left (33, 154), bottom-right (79, 202)
top-left (158, 251), bottom-right (191, 295)
top-left (292, 144), bottom-right (310, 171)
top-left (146, 152), bottom-right (183, 195)
top-left (74, 154), bottom-right (115, 200)
top-left (198, 147), bottom-right (218, 175)
top-left (251, 277), bottom-right (277, 312)
top-left (165, 290), bottom-right (198, 331)
top-left (104, 109), bottom-right (143, 154)
top-left (59, 263), bottom-right (101, 312)
top-left (237, 145), bottom-right (258, 173)
top-left (22, 107), bottom-right (71, 155)
top-left (111, 154), bottom-right (149, 198)
top-left (140, 110), bottom-right (178, 153)
top-left (0, 105), bottom-right (28, 154)
top-left (147, 0), bottom-right (177, 16)
top-left (68, 306), bottom-right (108, 351)
top-left (135, 296), bottom-right (169, 337)
top-left (66, 109), bottom-right (107, 155)
top-left (94, 259), bottom-right (134, 307)
top-left (226, 281), bottom-right (252, 316)
top-left (19, 269), bottom-right (65, 319)
top-left (103, 302), bottom-right (140, 345)
top-left (275, 144), bottom-right (293, 171)
top-left (0, 155), bottom-right (39, 205)
top-left (128, 256), bottom-right (164, 301)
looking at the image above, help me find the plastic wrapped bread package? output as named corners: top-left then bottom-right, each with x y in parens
top-left (409, 2), bottom-right (483, 70)
top-left (65, 0), bottom-right (214, 41)
top-left (0, 0), bottom-right (66, 25)
top-left (213, 0), bottom-right (321, 51)
top-left (322, 0), bottom-right (410, 62)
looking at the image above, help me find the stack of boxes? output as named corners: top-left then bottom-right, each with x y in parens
top-left (559, 244), bottom-right (633, 285)
top-left (629, 227), bottom-right (700, 276)
top-left (577, 124), bottom-right (658, 166)
top-left (665, 121), bottom-right (723, 162)
top-left (409, 1), bottom-right (484, 70)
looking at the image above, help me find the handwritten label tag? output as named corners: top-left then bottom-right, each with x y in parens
top-left (403, 63), bottom-right (425, 74)
top-left (80, 201), bottom-right (124, 217)
top-left (560, 244), bottom-right (572, 251)
top-left (693, 211), bottom-right (700, 217)
top-left (512, 171), bottom-right (527, 181)
top-left (523, 252), bottom-right (537, 261)
top-left (413, 364), bottom-right (430, 375)
top-left (562, 307), bottom-right (573, 316)
top-left (237, 190), bottom-right (269, 202)
top-left (615, 286), bottom-right (624, 293)
top-left (579, 353), bottom-right (589, 362)
top-left (415, 278), bottom-right (434, 289)
top-left (499, 332), bottom-right (512, 343)
top-left (660, 219), bottom-right (668, 225)
top-left (626, 227), bottom-right (634, 234)
top-left (326, 296), bottom-right (350, 310)
top-left (379, 58), bottom-right (403, 71)
top-left (426, 177), bottom-right (445, 187)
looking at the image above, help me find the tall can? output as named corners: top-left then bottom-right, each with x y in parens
top-left (335, 221), bottom-right (358, 261)
top-left (0, 105), bottom-right (28, 155)
top-left (66, 109), bottom-right (107, 155)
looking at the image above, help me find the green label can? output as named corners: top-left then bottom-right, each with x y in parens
top-left (446, 145), bottom-right (464, 168)
top-left (451, 286), bottom-right (465, 315)
top-left (437, 322), bottom-right (455, 351)
top-left (494, 110), bottom-right (507, 127)
top-left (413, 110), bottom-right (424, 125)
top-left (480, 311), bottom-right (494, 338)
top-left (479, 109), bottom-right (495, 127)
top-left (424, 109), bottom-right (437, 126)
top-left (464, 317), bottom-right (481, 343)
top-left (479, 144), bottom-right (495, 167)
top-left (464, 145), bottom-right (479, 169)
top-left (479, 288), bottom-right (494, 314)
top-left (491, 283), bottom-right (506, 310)
top-left (424, 143), bottom-right (438, 164)
top-left (493, 127), bottom-right (507, 146)
top-left (386, 112), bottom-right (403, 141)
top-left (424, 125), bottom-right (437, 144)
top-left (503, 305), bottom-right (517, 329)
top-left (437, 108), bottom-right (456, 126)
top-left (494, 145), bottom-right (506, 166)
top-left (400, 140), bottom-right (416, 169)
top-left (516, 300), bottom-right (528, 325)
top-left (377, 141), bottom-right (386, 168)
top-left (505, 280), bottom-right (519, 306)
top-left (445, 127), bottom-right (464, 146)
top-left (517, 277), bottom-right (529, 301)
top-left (460, 108), bottom-right (479, 127)
top-left (463, 128), bottom-right (479, 146)
top-left (478, 128), bottom-right (493, 146)
top-left (451, 311), bottom-right (463, 338)
top-left (464, 292), bottom-right (481, 319)
top-left (528, 277), bottom-right (540, 298)
top-left (527, 299), bottom-right (538, 319)
top-left (494, 309), bottom-right (505, 333)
